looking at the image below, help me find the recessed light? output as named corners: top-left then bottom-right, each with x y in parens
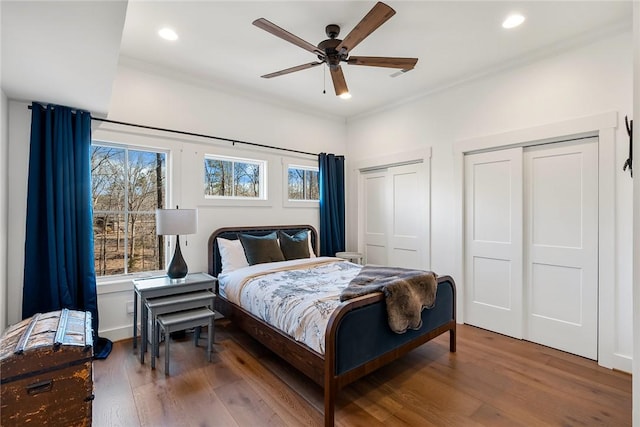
top-left (339, 92), bottom-right (352, 100)
top-left (158, 27), bottom-right (178, 41)
top-left (502, 14), bottom-right (525, 29)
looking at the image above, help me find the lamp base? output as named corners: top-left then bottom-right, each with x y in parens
top-left (167, 235), bottom-right (188, 279)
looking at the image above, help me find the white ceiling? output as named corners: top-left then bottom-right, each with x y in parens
top-left (1, 1), bottom-right (127, 115)
top-left (1, 1), bottom-right (633, 119)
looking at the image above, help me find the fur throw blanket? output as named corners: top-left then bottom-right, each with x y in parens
top-left (340, 266), bottom-right (437, 334)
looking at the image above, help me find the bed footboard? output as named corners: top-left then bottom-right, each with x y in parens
top-left (323, 275), bottom-right (456, 426)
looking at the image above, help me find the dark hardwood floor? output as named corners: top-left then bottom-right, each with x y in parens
top-left (92, 320), bottom-right (632, 426)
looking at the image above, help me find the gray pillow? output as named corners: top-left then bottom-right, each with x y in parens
top-left (238, 232), bottom-right (285, 265)
top-left (278, 230), bottom-right (310, 260)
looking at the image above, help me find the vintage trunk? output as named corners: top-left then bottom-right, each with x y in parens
top-left (0, 309), bottom-right (94, 426)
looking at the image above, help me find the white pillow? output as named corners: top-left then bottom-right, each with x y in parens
top-left (217, 237), bottom-right (249, 273)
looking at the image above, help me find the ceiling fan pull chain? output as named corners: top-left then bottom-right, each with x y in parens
top-left (323, 66), bottom-right (326, 94)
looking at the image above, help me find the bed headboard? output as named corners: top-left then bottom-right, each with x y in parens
top-left (207, 224), bottom-right (318, 277)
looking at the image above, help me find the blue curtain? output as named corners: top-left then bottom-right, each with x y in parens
top-left (318, 153), bottom-right (345, 256)
top-left (23, 103), bottom-right (99, 337)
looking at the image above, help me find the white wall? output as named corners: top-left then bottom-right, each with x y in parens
top-left (346, 31), bottom-right (634, 371)
top-left (102, 64), bottom-right (347, 268)
top-left (5, 63), bottom-right (347, 340)
top-left (631, 2), bottom-right (639, 424)
top-left (6, 100), bottom-right (31, 331)
top-left (0, 89), bottom-right (7, 332)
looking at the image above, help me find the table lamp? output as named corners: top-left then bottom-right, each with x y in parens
top-left (156, 206), bottom-right (198, 279)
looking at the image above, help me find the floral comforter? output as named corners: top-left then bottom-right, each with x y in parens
top-left (218, 257), bottom-right (362, 355)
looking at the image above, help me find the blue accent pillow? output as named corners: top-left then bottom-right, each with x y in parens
top-left (239, 232), bottom-right (285, 265)
top-left (278, 230), bottom-right (310, 260)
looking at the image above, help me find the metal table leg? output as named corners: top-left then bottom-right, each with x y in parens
top-left (133, 291), bottom-right (138, 349)
top-left (140, 301), bottom-right (147, 364)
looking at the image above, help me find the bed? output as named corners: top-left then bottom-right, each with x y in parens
top-left (208, 225), bottom-right (456, 427)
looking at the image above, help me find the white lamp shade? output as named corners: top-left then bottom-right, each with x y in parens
top-left (156, 208), bottom-right (198, 235)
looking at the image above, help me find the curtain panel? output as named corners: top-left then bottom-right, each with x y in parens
top-left (318, 153), bottom-right (345, 256)
top-left (23, 103), bottom-right (99, 337)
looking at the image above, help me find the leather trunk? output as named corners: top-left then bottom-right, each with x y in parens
top-left (0, 309), bottom-right (94, 426)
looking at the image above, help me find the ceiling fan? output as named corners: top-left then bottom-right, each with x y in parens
top-left (253, 1), bottom-right (418, 98)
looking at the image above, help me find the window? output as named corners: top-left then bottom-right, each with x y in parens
top-left (204, 154), bottom-right (266, 199)
top-left (288, 165), bottom-right (319, 201)
top-left (91, 143), bottom-right (167, 276)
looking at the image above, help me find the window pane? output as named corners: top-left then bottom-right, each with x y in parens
top-left (288, 168), bottom-right (304, 200)
top-left (93, 213), bottom-right (125, 276)
top-left (204, 158), bottom-right (232, 196)
top-left (306, 169), bottom-right (319, 200)
top-left (128, 150), bottom-right (166, 212)
top-left (127, 213), bottom-right (161, 273)
top-left (288, 167), bottom-right (318, 201)
top-left (234, 162), bottom-right (260, 197)
top-left (91, 146), bottom-right (125, 212)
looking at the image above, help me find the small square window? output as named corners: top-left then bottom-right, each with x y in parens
top-left (288, 165), bottom-right (319, 201)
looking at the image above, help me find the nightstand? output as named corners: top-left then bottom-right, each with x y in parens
top-left (132, 272), bottom-right (216, 365)
top-left (335, 251), bottom-right (364, 264)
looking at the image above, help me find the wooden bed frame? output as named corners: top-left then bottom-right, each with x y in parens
top-left (208, 225), bottom-right (456, 427)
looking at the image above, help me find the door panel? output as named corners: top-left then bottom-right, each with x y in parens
top-left (362, 172), bottom-right (388, 265)
top-left (472, 160), bottom-right (513, 243)
top-left (471, 256), bottom-right (512, 309)
top-left (464, 147), bottom-right (523, 338)
top-left (530, 263), bottom-right (582, 324)
top-left (524, 138), bottom-right (598, 359)
top-left (530, 150), bottom-right (584, 248)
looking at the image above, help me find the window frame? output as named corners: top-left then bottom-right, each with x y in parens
top-left (203, 153), bottom-right (268, 202)
top-left (283, 159), bottom-right (320, 208)
top-left (91, 140), bottom-right (170, 279)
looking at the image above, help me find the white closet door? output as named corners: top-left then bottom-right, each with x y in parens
top-left (464, 147), bottom-right (523, 338)
top-left (387, 163), bottom-right (427, 269)
top-left (361, 163), bottom-right (428, 268)
top-left (524, 138), bottom-right (598, 359)
top-left (362, 170), bottom-right (389, 265)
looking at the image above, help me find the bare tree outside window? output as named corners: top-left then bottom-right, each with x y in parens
top-left (204, 158), bottom-right (232, 196)
top-left (288, 166), bottom-right (319, 201)
top-left (91, 144), bottom-right (167, 276)
top-left (204, 155), bottom-right (264, 199)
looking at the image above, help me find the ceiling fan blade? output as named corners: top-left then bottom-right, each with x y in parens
top-left (347, 56), bottom-right (418, 70)
top-left (261, 61), bottom-right (323, 79)
top-left (253, 18), bottom-right (324, 57)
top-left (336, 2), bottom-right (396, 54)
top-left (330, 66), bottom-right (349, 97)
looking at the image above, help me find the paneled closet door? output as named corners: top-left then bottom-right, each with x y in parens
top-left (362, 170), bottom-right (389, 266)
top-left (387, 163), bottom-right (427, 269)
top-left (524, 138), bottom-right (598, 359)
top-left (361, 163), bottom-right (428, 268)
top-left (464, 147), bottom-right (524, 339)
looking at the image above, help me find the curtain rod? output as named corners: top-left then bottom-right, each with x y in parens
top-left (27, 105), bottom-right (319, 157)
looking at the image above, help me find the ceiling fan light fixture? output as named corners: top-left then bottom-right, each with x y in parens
top-left (253, 2), bottom-right (414, 98)
top-left (502, 14), bottom-right (525, 29)
top-left (158, 27), bottom-right (178, 41)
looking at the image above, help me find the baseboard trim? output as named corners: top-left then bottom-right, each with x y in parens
top-left (99, 324), bottom-right (137, 343)
top-left (611, 352), bottom-right (632, 374)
